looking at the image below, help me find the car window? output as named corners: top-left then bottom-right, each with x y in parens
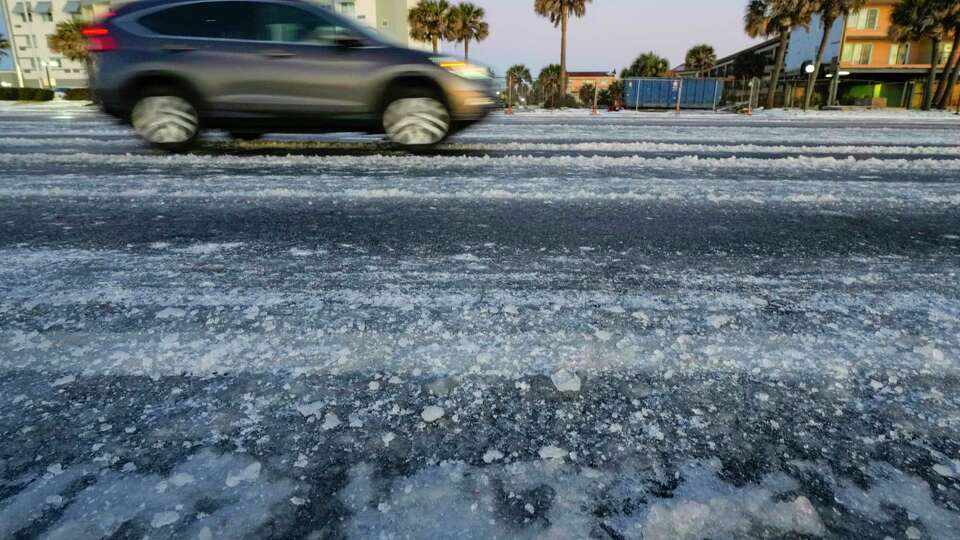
top-left (254, 4), bottom-right (339, 44)
top-left (139, 2), bottom-right (255, 40)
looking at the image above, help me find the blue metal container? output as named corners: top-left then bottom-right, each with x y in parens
top-left (622, 78), bottom-right (724, 109)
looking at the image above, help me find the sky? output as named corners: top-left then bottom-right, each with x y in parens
top-left (1, 0), bottom-right (759, 76)
top-left (455, 0), bottom-right (758, 76)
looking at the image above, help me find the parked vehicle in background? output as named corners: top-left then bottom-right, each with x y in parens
top-left (86, 0), bottom-right (496, 151)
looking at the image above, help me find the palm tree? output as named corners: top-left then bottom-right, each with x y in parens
top-left (934, 4), bottom-right (960, 108)
top-left (745, 0), bottom-right (815, 109)
top-left (621, 52), bottom-right (670, 78)
top-left (48, 21), bottom-right (94, 88)
top-left (506, 64), bottom-right (533, 108)
top-left (890, 0), bottom-right (952, 110)
top-left (685, 44), bottom-right (717, 77)
top-left (409, 0), bottom-right (452, 54)
top-left (447, 3), bottom-right (489, 61)
top-left (803, 0), bottom-right (867, 110)
top-left (534, 0), bottom-right (592, 100)
top-left (536, 64), bottom-right (563, 108)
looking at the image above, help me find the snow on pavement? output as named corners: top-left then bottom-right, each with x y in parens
top-left (1, 104), bottom-right (959, 539)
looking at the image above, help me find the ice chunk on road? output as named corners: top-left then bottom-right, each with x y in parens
top-left (482, 450), bottom-right (504, 463)
top-left (151, 511), bottom-right (179, 528)
top-left (539, 445), bottom-right (568, 460)
top-left (296, 401), bottom-right (324, 418)
top-left (225, 462), bottom-right (261, 487)
top-left (551, 370), bottom-right (581, 393)
top-left (421, 406), bottom-right (445, 423)
top-left (155, 308), bottom-right (186, 320)
top-left (51, 376), bottom-right (75, 388)
top-left (322, 412), bottom-right (341, 431)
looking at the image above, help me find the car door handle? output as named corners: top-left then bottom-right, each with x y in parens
top-left (161, 44), bottom-right (197, 53)
top-left (260, 50), bottom-right (296, 58)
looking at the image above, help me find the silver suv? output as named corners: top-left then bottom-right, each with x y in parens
top-left (87, 0), bottom-right (496, 150)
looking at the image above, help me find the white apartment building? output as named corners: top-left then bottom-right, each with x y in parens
top-left (0, 0), bottom-right (429, 89)
top-left (0, 0), bottom-right (112, 88)
top-left (317, 0), bottom-right (430, 51)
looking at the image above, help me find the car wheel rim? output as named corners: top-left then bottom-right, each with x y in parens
top-left (131, 96), bottom-right (198, 145)
top-left (383, 97), bottom-right (450, 146)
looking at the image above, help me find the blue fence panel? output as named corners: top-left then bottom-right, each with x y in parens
top-left (622, 78), bottom-right (724, 109)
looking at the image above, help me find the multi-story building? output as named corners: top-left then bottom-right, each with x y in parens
top-left (316, 0), bottom-right (429, 51)
top-left (0, 0), bottom-right (429, 89)
top-left (0, 0), bottom-right (113, 88)
top-left (786, 0), bottom-right (958, 107)
top-left (566, 70), bottom-right (617, 98)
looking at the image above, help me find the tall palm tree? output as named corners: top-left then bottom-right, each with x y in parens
top-left (745, 0), bottom-right (815, 109)
top-left (506, 64), bottom-right (533, 107)
top-left (890, 0), bottom-right (952, 110)
top-left (447, 3), bottom-right (489, 61)
top-left (685, 44), bottom-right (717, 77)
top-left (621, 52), bottom-right (670, 78)
top-left (803, 0), bottom-right (867, 110)
top-left (409, 0), bottom-right (452, 54)
top-left (934, 4), bottom-right (960, 108)
top-left (534, 0), bottom-right (592, 99)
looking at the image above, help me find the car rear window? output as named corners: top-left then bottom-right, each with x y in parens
top-left (139, 2), bottom-right (256, 40)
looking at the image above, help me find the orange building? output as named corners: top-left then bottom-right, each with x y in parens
top-left (566, 71), bottom-right (617, 97)
top-left (786, 0), bottom-right (958, 107)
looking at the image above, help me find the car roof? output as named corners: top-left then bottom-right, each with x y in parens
top-left (115, 0), bottom-right (324, 16)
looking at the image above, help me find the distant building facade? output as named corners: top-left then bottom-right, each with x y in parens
top-left (566, 70), bottom-right (617, 96)
top-left (316, 0), bottom-right (430, 51)
top-left (785, 0), bottom-right (958, 107)
top-left (0, 0), bottom-right (112, 88)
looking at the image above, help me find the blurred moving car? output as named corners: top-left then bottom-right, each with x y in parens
top-left (86, 0), bottom-right (497, 151)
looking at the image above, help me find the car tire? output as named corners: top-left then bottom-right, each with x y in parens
top-left (130, 87), bottom-right (200, 152)
top-left (382, 87), bottom-right (451, 148)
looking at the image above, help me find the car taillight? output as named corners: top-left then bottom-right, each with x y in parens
top-left (82, 24), bottom-right (117, 53)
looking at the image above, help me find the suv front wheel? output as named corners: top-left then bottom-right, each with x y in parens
top-left (130, 89), bottom-right (200, 152)
top-left (382, 89), bottom-right (451, 147)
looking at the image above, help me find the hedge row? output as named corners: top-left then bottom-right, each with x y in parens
top-left (64, 88), bottom-right (91, 101)
top-left (0, 88), bottom-right (56, 101)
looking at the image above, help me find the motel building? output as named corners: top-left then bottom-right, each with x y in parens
top-left (565, 70), bottom-right (617, 102)
top-left (785, 0), bottom-right (959, 108)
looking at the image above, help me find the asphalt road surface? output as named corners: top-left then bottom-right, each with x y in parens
top-left (1, 103), bottom-right (960, 539)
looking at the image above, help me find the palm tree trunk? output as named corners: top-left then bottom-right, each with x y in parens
top-left (804, 17), bottom-right (835, 111)
top-left (924, 37), bottom-right (940, 111)
top-left (560, 4), bottom-right (568, 100)
top-left (767, 30), bottom-right (789, 110)
top-left (934, 31), bottom-right (959, 108)
top-left (939, 46), bottom-right (960, 110)
top-left (464, 39), bottom-right (470, 62)
top-left (432, 36), bottom-right (439, 54)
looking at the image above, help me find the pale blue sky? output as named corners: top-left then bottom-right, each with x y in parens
top-left (1, 1), bottom-right (759, 75)
top-left (464, 0), bottom-right (758, 76)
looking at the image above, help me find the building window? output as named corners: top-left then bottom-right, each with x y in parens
top-left (339, 1), bottom-right (355, 16)
top-left (41, 13), bottom-right (53, 22)
top-left (847, 9), bottom-right (879, 30)
top-left (940, 42), bottom-right (954, 65)
top-left (889, 43), bottom-right (910, 65)
top-left (842, 43), bottom-right (873, 65)
top-left (20, 12), bottom-right (33, 23)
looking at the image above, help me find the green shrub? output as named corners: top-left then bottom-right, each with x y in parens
top-left (34, 88), bottom-right (54, 101)
top-left (64, 88), bottom-right (91, 101)
top-left (0, 87), bottom-right (18, 100)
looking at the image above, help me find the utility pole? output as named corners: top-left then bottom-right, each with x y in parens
top-left (506, 74), bottom-right (513, 115)
top-left (675, 78), bottom-right (684, 113)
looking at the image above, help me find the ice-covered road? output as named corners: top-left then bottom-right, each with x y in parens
top-left (2, 104), bottom-right (960, 539)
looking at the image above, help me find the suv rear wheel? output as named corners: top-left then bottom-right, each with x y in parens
top-left (382, 88), bottom-right (451, 147)
top-left (130, 89), bottom-right (200, 152)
